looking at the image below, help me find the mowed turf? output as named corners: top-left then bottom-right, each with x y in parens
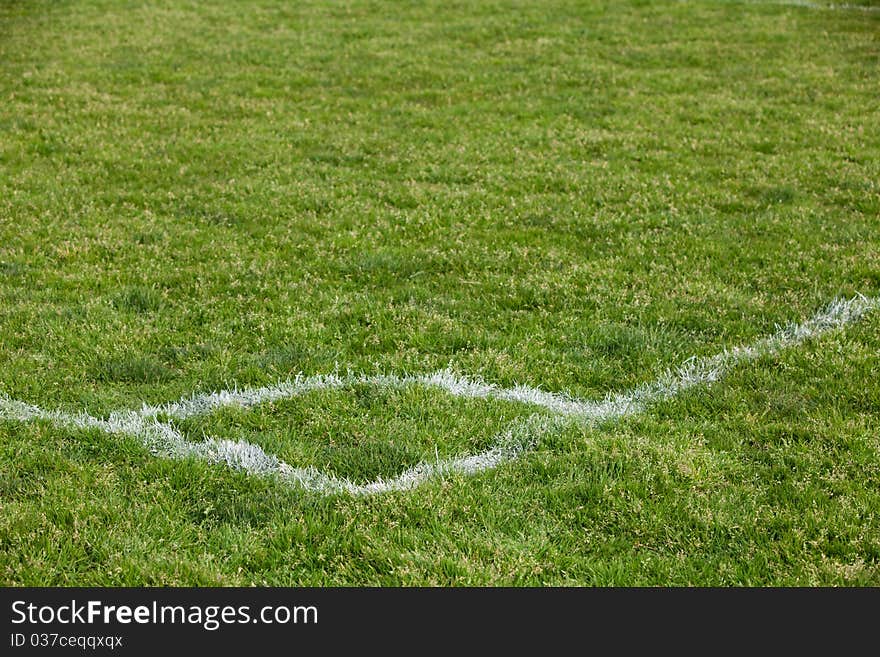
top-left (1, 0), bottom-right (878, 585)
top-left (174, 384), bottom-right (544, 483)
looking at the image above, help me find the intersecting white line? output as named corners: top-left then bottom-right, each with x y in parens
top-left (0, 295), bottom-right (877, 495)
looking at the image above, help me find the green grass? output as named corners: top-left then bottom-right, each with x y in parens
top-left (175, 385), bottom-right (541, 482)
top-left (1, 0), bottom-right (878, 585)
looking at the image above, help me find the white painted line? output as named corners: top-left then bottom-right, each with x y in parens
top-left (769, 1), bottom-right (880, 11)
top-left (716, 0), bottom-right (880, 12)
top-left (0, 295), bottom-right (877, 495)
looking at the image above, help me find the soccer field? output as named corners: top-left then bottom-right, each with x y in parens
top-left (1, 0), bottom-right (878, 586)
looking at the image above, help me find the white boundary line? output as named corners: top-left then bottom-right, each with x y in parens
top-left (1, 295), bottom-right (877, 495)
top-left (760, 1), bottom-right (880, 11)
top-left (706, 0), bottom-right (880, 12)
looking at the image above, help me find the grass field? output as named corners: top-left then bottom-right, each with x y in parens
top-left (1, 0), bottom-right (879, 585)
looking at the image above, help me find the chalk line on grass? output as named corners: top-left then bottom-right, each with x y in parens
top-left (765, 1), bottom-right (880, 11)
top-left (707, 0), bottom-right (880, 12)
top-left (1, 295), bottom-right (877, 495)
